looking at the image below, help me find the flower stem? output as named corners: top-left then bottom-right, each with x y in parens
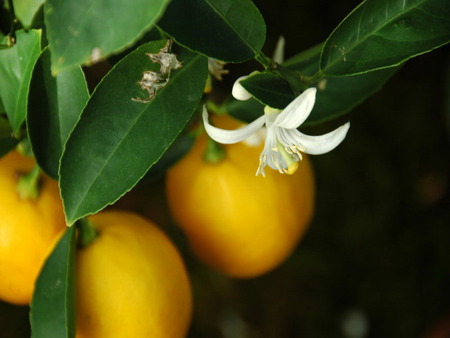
top-left (77, 218), bottom-right (99, 248)
top-left (254, 52), bottom-right (272, 69)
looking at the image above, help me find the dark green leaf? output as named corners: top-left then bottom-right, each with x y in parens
top-left (12, 0), bottom-right (44, 27)
top-left (240, 71), bottom-right (295, 109)
top-left (144, 129), bottom-right (196, 181)
top-left (0, 29), bottom-right (41, 134)
top-left (321, 0), bottom-right (450, 75)
top-left (60, 41), bottom-right (208, 225)
top-left (27, 47), bottom-right (89, 179)
top-left (226, 96), bottom-right (265, 124)
top-left (286, 44), bottom-right (400, 125)
top-left (30, 225), bottom-right (76, 338)
top-left (44, 0), bottom-right (170, 73)
top-left (0, 117), bottom-right (18, 158)
top-left (226, 43), bottom-right (399, 125)
top-left (158, 0), bottom-right (266, 62)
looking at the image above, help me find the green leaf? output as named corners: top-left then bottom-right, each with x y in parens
top-left (30, 225), bottom-right (76, 338)
top-left (225, 96), bottom-right (265, 124)
top-left (12, 0), bottom-right (45, 27)
top-left (286, 45), bottom-right (399, 124)
top-left (240, 71), bottom-right (295, 109)
top-left (60, 40), bottom-right (208, 224)
top-left (0, 29), bottom-right (41, 134)
top-left (226, 43), bottom-right (399, 125)
top-left (0, 117), bottom-right (19, 158)
top-left (158, 0), bottom-right (266, 62)
top-left (321, 0), bottom-right (450, 75)
top-left (144, 130), bottom-right (196, 181)
top-left (44, 0), bottom-right (170, 73)
top-left (27, 47), bottom-right (89, 179)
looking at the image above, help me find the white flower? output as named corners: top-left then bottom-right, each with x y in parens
top-left (203, 87), bottom-right (351, 176)
top-left (232, 76), bottom-right (252, 101)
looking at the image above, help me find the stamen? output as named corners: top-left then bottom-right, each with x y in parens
top-left (286, 162), bottom-right (299, 175)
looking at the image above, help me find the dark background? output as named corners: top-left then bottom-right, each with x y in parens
top-left (1, 0), bottom-right (449, 337)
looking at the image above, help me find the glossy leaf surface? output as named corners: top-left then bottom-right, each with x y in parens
top-left (0, 30), bottom-right (41, 134)
top-left (44, 0), bottom-right (169, 73)
top-left (60, 41), bottom-right (208, 224)
top-left (321, 0), bottom-right (450, 75)
top-left (158, 0), bottom-right (266, 62)
top-left (240, 72), bottom-right (295, 109)
top-left (28, 47), bottom-right (89, 179)
top-left (30, 226), bottom-right (76, 338)
top-left (227, 43), bottom-right (398, 125)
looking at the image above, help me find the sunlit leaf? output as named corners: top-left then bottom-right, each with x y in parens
top-left (0, 29), bottom-right (41, 134)
top-left (158, 0), bottom-right (266, 62)
top-left (321, 0), bottom-right (450, 75)
top-left (30, 225), bottom-right (76, 338)
top-left (60, 40), bottom-right (208, 224)
top-left (44, 0), bottom-right (170, 73)
top-left (27, 47), bottom-right (89, 179)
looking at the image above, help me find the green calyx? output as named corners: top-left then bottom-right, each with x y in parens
top-left (16, 165), bottom-right (41, 200)
top-left (203, 137), bottom-right (226, 164)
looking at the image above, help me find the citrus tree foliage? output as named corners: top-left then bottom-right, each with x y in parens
top-left (0, 0), bottom-right (448, 335)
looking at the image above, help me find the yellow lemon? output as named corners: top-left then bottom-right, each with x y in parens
top-left (76, 210), bottom-right (192, 338)
top-left (166, 115), bottom-right (315, 278)
top-left (0, 150), bottom-right (66, 305)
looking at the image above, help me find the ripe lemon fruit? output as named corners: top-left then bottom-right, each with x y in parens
top-left (0, 150), bottom-right (66, 305)
top-left (166, 115), bottom-right (315, 278)
top-left (76, 210), bottom-right (192, 338)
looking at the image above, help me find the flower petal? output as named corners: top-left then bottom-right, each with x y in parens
top-left (232, 76), bottom-right (252, 101)
top-left (292, 122), bottom-right (350, 155)
top-left (256, 127), bottom-right (283, 176)
top-left (202, 107), bottom-right (266, 144)
top-left (273, 87), bottom-right (317, 129)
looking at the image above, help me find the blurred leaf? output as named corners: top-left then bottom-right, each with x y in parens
top-left (30, 225), bottom-right (76, 338)
top-left (0, 29), bottom-right (41, 134)
top-left (44, 0), bottom-right (170, 73)
top-left (321, 0), bottom-right (450, 75)
top-left (158, 0), bottom-right (266, 62)
top-left (12, 0), bottom-right (44, 27)
top-left (27, 47), bottom-right (89, 179)
top-left (226, 43), bottom-right (399, 125)
top-left (0, 117), bottom-right (18, 158)
top-left (60, 40), bottom-right (208, 225)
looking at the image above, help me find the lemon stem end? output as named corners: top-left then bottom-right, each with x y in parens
top-left (16, 165), bottom-right (41, 200)
top-left (77, 218), bottom-right (99, 248)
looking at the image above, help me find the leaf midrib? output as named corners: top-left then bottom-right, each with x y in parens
top-left (204, 0), bottom-right (262, 56)
top-left (321, 0), bottom-right (430, 73)
top-left (66, 54), bottom-right (203, 222)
